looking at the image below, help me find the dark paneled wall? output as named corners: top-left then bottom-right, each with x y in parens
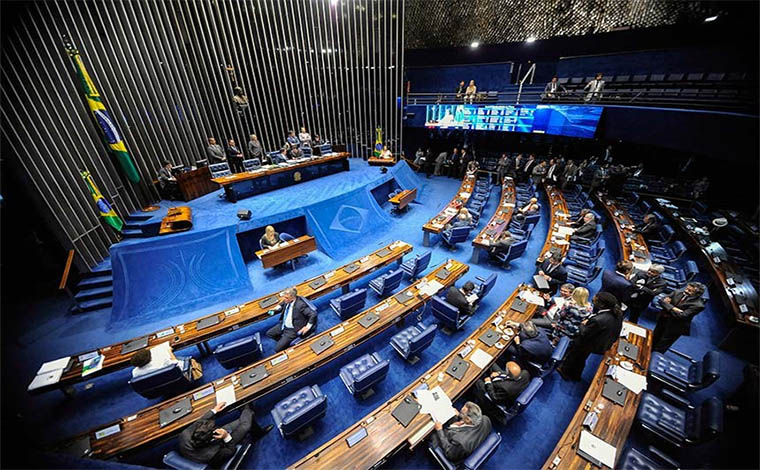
top-left (1, 0), bottom-right (403, 269)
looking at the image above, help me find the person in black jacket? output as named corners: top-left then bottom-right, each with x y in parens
top-left (627, 264), bottom-right (667, 323)
top-left (633, 214), bottom-right (661, 242)
top-left (652, 282), bottom-right (706, 352)
top-left (265, 288), bottom-right (317, 352)
top-left (534, 252), bottom-right (568, 295)
top-left (430, 402), bottom-right (492, 462)
top-left (505, 320), bottom-right (553, 367)
top-left (570, 212), bottom-right (597, 242)
top-left (473, 361), bottom-right (530, 419)
top-left (446, 281), bottom-right (478, 317)
top-left (178, 401), bottom-right (271, 467)
top-left (601, 260), bottom-right (634, 308)
top-left (557, 292), bottom-right (623, 381)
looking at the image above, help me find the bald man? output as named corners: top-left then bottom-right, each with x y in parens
top-left (472, 361), bottom-right (530, 422)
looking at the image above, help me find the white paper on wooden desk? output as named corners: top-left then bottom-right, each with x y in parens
top-left (417, 386), bottom-right (457, 424)
top-left (28, 369), bottom-right (64, 391)
top-left (615, 368), bottom-right (647, 395)
top-left (520, 290), bottom-right (545, 307)
top-left (418, 280), bottom-right (444, 297)
top-left (469, 348), bottom-right (493, 369)
top-left (556, 226), bottom-right (574, 236)
top-left (37, 357), bottom-right (71, 375)
top-left (620, 322), bottom-right (647, 338)
top-left (459, 192), bottom-right (471, 198)
top-left (215, 384), bottom-right (237, 406)
top-left (579, 430), bottom-right (616, 469)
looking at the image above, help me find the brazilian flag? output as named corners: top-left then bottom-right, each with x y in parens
top-left (374, 127), bottom-right (383, 157)
top-left (65, 39), bottom-right (140, 183)
top-left (81, 171), bottom-right (124, 232)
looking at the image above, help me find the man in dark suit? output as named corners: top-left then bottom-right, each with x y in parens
top-left (569, 212), bottom-right (596, 242)
top-left (653, 282), bottom-right (706, 352)
top-left (178, 401), bottom-right (271, 467)
top-left (601, 260), bottom-right (634, 308)
top-left (446, 281), bottom-right (478, 317)
top-left (473, 361), bottom-right (530, 421)
top-left (506, 320), bottom-right (553, 367)
top-left (521, 154), bottom-right (536, 183)
top-left (627, 264), bottom-right (667, 323)
top-left (534, 252), bottom-right (568, 295)
top-left (265, 288), bottom-right (317, 352)
top-left (157, 161), bottom-right (179, 200)
top-left (557, 292), bottom-right (623, 381)
top-left (633, 214), bottom-right (661, 243)
top-left (430, 401), bottom-right (492, 463)
top-left (226, 139), bottom-right (244, 172)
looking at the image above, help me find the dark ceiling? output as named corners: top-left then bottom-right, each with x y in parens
top-left (404, 0), bottom-right (739, 49)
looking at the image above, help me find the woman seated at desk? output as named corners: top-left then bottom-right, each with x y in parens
top-left (380, 145), bottom-right (393, 160)
top-left (260, 225), bottom-right (282, 250)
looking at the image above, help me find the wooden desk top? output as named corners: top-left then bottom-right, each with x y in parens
top-left (254, 235), bottom-right (316, 269)
top-left (158, 207), bottom-right (193, 235)
top-left (542, 323), bottom-right (653, 470)
top-left (653, 199), bottom-right (759, 327)
top-left (210, 153), bottom-right (349, 186)
top-left (472, 177), bottom-right (516, 249)
top-left (423, 173), bottom-right (478, 234)
top-left (389, 189), bottom-right (416, 205)
top-left (597, 194), bottom-right (651, 269)
top-left (60, 259), bottom-right (468, 459)
top-left (29, 241), bottom-right (412, 395)
top-left (368, 154), bottom-right (397, 166)
top-left (289, 284), bottom-right (541, 470)
top-left (536, 185), bottom-right (572, 262)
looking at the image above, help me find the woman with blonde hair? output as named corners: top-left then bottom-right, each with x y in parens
top-left (554, 286), bottom-right (593, 338)
top-left (259, 225), bottom-right (281, 250)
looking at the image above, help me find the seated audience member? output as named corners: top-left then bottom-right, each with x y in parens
top-left (535, 287), bottom-right (593, 340)
top-left (272, 148), bottom-right (289, 164)
top-left (380, 145), bottom-right (393, 159)
top-left (157, 160), bottom-right (178, 199)
top-left (226, 139), bottom-right (244, 172)
top-left (569, 208), bottom-right (591, 228)
top-left (653, 282), bottom-right (706, 353)
top-left (288, 143), bottom-right (304, 159)
top-left (601, 260), bottom-right (634, 308)
top-left (506, 321), bottom-right (553, 366)
top-left (286, 130), bottom-right (300, 147)
top-left (583, 72), bottom-right (605, 102)
top-left (534, 252), bottom-right (568, 294)
top-left (557, 292), bottom-right (623, 381)
top-left (446, 208), bottom-right (473, 230)
top-left (178, 401), bottom-right (272, 467)
top-left (473, 361), bottom-right (530, 412)
top-left (513, 197), bottom-right (539, 224)
top-left (531, 160), bottom-right (548, 186)
top-left (569, 212), bottom-right (596, 242)
top-left (535, 283), bottom-right (574, 320)
top-left (446, 281), bottom-right (478, 317)
top-left (627, 264), bottom-right (667, 323)
top-left (247, 134), bottom-right (262, 159)
top-left (455, 80), bottom-right (466, 100)
top-left (488, 231), bottom-right (514, 258)
top-left (543, 76), bottom-right (567, 100)
top-left (430, 402), bottom-right (492, 463)
top-left (464, 79), bottom-right (477, 104)
top-left (633, 213), bottom-right (661, 242)
top-left (130, 342), bottom-right (181, 378)
top-left (298, 126), bottom-right (311, 146)
top-left (259, 225), bottom-right (281, 250)
top-left (265, 288), bottom-right (317, 352)
top-left (206, 137), bottom-right (226, 163)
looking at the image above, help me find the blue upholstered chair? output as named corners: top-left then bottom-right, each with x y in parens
top-left (636, 390), bottom-right (723, 447)
top-left (661, 260), bottom-right (699, 287)
top-left (301, 146), bottom-right (313, 157)
top-left (271, 385), bottom-right (328, 438)
top-left (369, 268), bottom-right (404, 297)
top-left (566, 265), bottom-right (602, 286)
top-left (441, 226), bottom-right (471, 249)
top-left (566, 240), bottom-right (606, 269)
top-left (163, 443), bottom-right (250, 470)
top-left (649, 225), bottom-right (676, 246)
top-left (472, 273), bottom-right (497, 300)
top-left (279, 232), bottom-right (307, 270)
top-left (390, 322), bottom-right (437, 362)
top-left (649, 349), bottom-right (721, 393)
top-left (618, 446), bottom-right (680, 470)
top-left (209, 162), bottom-right (232, 179)
top-left (491, 239), bottom-right (528, 267)
top-left (241, 158), bottom-right (261, 171)
top-left (330, 288), bottom-right (368, 320)
top-left (267, 150), bottom-right (282, 164)
top-left (400, 251), bottom-right (432, 280)
top-left (569, 224), bottom-right (603, 249)
top-left (429, 431), bottom-right (501, 470)
top-left (487, 377), bottom-right (543, 425)
top-left (526, 336), bottom-right (570, 378)
top-left (650, 240), bottom-right (687, 263)
top-left (430, 295), bottom-right (471, 331)
top-left (129, 358), bottom-right (194, 399)
top-left (213, 332), bottom-right (263, 369)
top-left (339, 352), bottom-right (389, 397)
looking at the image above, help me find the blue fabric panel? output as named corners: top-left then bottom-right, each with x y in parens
top-left (407, 63), bottom-right (513, 92)
top-left (370, 179), bottom-right (401, 206)
top-left (236, 217), bottom-right (309, 263)
top-left (110, 226), bottom-right (251, 328)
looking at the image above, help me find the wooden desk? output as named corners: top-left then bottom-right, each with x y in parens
top-left (175, 166), bottom-right (217, 201)
top-left (471, 177), bottom-right (516, 264)
top-left (255, 235), bottom-right (317, 269)
top-left (542, 324), bottom-right (653, 470)
top-left (158, 207), bottom-right (193, 235)
top-left (29, 241), bottom-right (412, 395)
top-left (389, 189), bottom-right (417, 212)
top-left (211, 153), bottom-right (349, 202)
top-left (59, 260), bottom-right (469, 459)
top-left (289, 285), bottom-right (541, 470)
top-left (368, 155), bottom-right (397, 166)
top-left (422, 173), bottom-right (477, 246)
top-left (597, 194), bottom-right (651, 268)
top-left (533, 185), bottom-right (572, 263)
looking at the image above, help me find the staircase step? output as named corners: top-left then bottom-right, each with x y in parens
top-left (75, 285), bottom-right (113, 301)
top-left (77, 274), bottom-right (113, 289)
top-left (121, 228), bottom-right (145, 238)
top-left (75, 296), bottom-right (113, 313)
top-left (81, 268), bottom-right (112, 279)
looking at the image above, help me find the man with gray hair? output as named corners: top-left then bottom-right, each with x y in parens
top-left (627, 264), bottom-right (667, 324)
top-left (430, 401), bottom-right (492, 462)
top-left (265, 287), bottom-right (317, 352)
top-left (653, 282), bottom-right (706, 352)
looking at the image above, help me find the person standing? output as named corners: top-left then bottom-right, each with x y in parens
top-left (455, 80), bottom-right (466, 101)
top-left (496, 153), bottom-right (510, 184)
top-left (226, 139), bottom-right (244, 172)
top-left (652, 283), bottom-right (706, 352)
top-left (531, 160), bottom-right (548, 186)
top-left (534, 252), bottom-right (568, 295)
top-left (206, 137), bottom-right (226, 164)
top-left (522, 154), bottom-right (537, 183)
top-left (434, 150), bottom-right (448, 176)
top-left (157, 161), bottom-right (178, 200)
top-left (298, 127), bottom-right (312, 147)
top-left (627, 265), bottom-right (667, 324)
top-left (584, 73), bottom-right (605, 102)
top-left (247, 134), bottom-right (262, 161)
top-left (286, 130), bottom-right (300, 148)
top-left (601, 260), bottom-right (635, 310)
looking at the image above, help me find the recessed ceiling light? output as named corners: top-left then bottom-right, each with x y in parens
top-left (470, 41), bottom-right (480, 48)
top-left (704, 15), bottom-right (718, 22)
top-left (526, 36), bottom-right (536, 43)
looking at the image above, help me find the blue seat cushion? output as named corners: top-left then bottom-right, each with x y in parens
top-left (390, 324), bottom-right (422, 354)
top-left (271, 385), bottom-right (327, 437)
top-left (637, 393), bottom-right (688, 443)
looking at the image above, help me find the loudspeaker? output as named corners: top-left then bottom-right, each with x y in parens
top-left (237, 210), bottom-right (251, 220)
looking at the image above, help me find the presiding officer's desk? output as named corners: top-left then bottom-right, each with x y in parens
top-left (289, 284), bottom-right (540, 470)
top-left (471, 176), bottom-right (515, 264)
top-left (174, 166), bottom-right (218, 201)
top-left (389, 188), bottom-right (417, 212)
top-left (255, 235), bottom-right (317, 269)
top-left (422, 172), bottom-right (477, 246)
top-left (598, 194), bottom-right (652, 269)
top-left (212, 153), bottom-right (349, 202)
top-left (536, 185), bottom-right (572, 262)
top-left (57, 259), bottom-right (469, 459)
top-left (28, 241), bottom-right (412, 395)
top-left (542, 324), bottom-right (653, 469)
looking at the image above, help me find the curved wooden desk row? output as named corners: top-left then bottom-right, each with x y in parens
top-left (653, 198), bottom-right (758, 327)
top-left (597, 194), bottom-right (652, 268)
top-left (422, 172), bottom-right (478, 246)
top-left (289, 285), bottom-right (541, 470)
top-left (471, 177), bottom-right (516, 264)
top-left (29, 241), bottom-right (413, 395)
top-left (537, 185), bottom-right (572, 262)
top-left (58, 260), bottom-right (470, 460)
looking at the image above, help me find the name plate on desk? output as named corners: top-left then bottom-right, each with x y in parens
top-left (359, 313), bottom-right (380, 328)
top-left (617, 339), bottom-right (639, 361)
top-left (343, 263), bottom-right (360, 274)
top-left (309, 277), bottom-right (327, 290)
top-left (394, 290), bottom-right (415, 305)
top-left (241, 364), bottom-right (268, 388)
top-left (259, 296), bottom-right (279, 309)
top-left (121, 336), bottom-right (150, 355)
top-left (375, 248), bottom-right (392, 258)
top-left (196, 316), bottom-right (221, 331)
top-left (446, 357), bottom-right (470, 381)
top-left (310, 336), bottom-right (334, 355)
top-left (159, 396), bottom-right (192, 428)
top-left (391, 395), bottom-right (421, 427)
top-left (478, 328), bottom-right (500, 347)
top-left (510, 298), bottom-right (528, 313)
top-left (436, 269), bottom-right (451, 280)
top-left (602, 377), bottom-right (628, 406)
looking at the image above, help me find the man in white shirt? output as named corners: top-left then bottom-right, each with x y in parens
top-left (130, 342), bottom-right (180, 378)
top-left (265, 288), bottom-right (318, 352)
top-left (584, 73), bottom-right (605, 102)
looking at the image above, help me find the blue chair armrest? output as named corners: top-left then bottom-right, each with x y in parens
top-left (666, 349), bottom-right (694, 362)
top-left (660, 388), bottom-right (693, 409)
top-left (648, 445), bottom-right (680, 468)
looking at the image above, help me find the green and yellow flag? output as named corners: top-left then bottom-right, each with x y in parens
top-left (65, 38), bottom-right (140, 183)
top-left (81, 171), bottom-right (124, 233)
top-left (374, 127), bottom-right (383, 158)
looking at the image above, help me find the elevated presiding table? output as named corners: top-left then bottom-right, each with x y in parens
top-left (422, 173), bottom-right (477, 246)
top-left (255, 235), bottom-right (317, 269)
top-left (175, 166), bottom-right (217, 201)
top-left (368, 154), bottom-right (397, 166)
top-left (471, 177), bottom-right (516, 264)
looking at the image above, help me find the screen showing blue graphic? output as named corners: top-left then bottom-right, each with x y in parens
top-left (423, 104), bottom-right (603, 138)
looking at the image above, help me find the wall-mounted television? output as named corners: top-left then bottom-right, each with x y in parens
top-left (423, 104), bottom-right (603, 138)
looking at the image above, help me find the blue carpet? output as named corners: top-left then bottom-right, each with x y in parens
top-left (3, 160), bottom-right (751, 469)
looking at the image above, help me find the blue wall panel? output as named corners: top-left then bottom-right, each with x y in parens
top-left (406, 63), bottom-right (513, 93)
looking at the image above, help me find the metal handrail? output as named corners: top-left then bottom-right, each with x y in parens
top-left (516, 63), bottom-right (536, 105)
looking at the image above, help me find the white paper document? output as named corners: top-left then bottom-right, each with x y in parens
top-left (418, 280), bottom-right (444, 297)
top-left (556, 226), bottom-right (574, 236)
top-left (459, 192), bottom-right (471, 198)
top-left (620, 322), bottom-right (647, 338)
top-left (520, 290), bottom-right (545, 307)
top-left (37, 357), bottom-right (71, 375)
top-left (554, 297), bottom-right (567, 310)
top-left (416, 386), bottom-right (457, 424)
top-left (615, 368), bottom-right (648, 395)
top-left (215, 384), bottom-right (237, 406)
top-left (469, 348), bottom-right (493, 369)
top-left (579, 430), bottom-right (617, 468)
top-left (28, 369), bottom-right (64, 391)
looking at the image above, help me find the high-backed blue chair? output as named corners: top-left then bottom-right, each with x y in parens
top-left (430, 295), bottom-right (471, 331)
top-left (279, 232), bottom-right (307, 270)
top-left (510, 223), bottom-right (535, 241)
top-left (213, 332), bottom-right (263, 369)
top-left (242, 158), bottom-right (261, 171)
top-left (661, 260), bottom-right (699, 287)
top-left (429, 431), bottom-right (501, 470)
top-left (569, 224), bottom-right (602, 249)
top-left (339, 352), bottom-right (389, 398)
top-left (526, 336), bottom-right (570, 378)
top-left (400, 251), bottom-right (431, 280)
top-left (649, 225), bottom-right (675, 246)
top-left (129, 358), bottom-right (194, 399)
top-left (301, 146), bottom-right (313, 157)
top-left (566, 240), bottom-right (606, 268)
top-left (164, 443), bottom-right (250, 470)
top-left (390, 322), bottom-right (437, 363)
top-left (330, 288), bottom-right (367, 320)
top-left (566, 265), bottom-right (602, 286)
top-left (618, 446), bottom-right (680, 470)
top-left (491, 239), bottom-right (528, 267)
top-left (441, 226), bottom-right (471, 249)
top-left (209, 162), bottom-right (232, 178)
top-left (649, 349), bottom-right (720, 393)
top-left (369, 268), bottom-right (404, 297)
top-left (271, 385), bottom-right (328, 438)
top-left (650, 240), bottom-right (687, 263)
top-left (487, 377), bottom-right (543, 425)
top-left (472, 273), bottom-right (497, 300)
top-left (636, 391), bottom-right (723, 447)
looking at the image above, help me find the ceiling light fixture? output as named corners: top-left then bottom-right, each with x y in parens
top-left (470, 41), bottom-right (480, 48)
top-left (526, 36), bottom-right (536, 43)
top-left (704, 15), bottom-right (718, 22)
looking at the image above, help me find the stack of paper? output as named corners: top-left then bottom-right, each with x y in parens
top-left (28, 357), bottom-right (71, 391)
top-left (416, 386), bottom-right (457, 423)
top-left (520, 290), bottom-right (545, 307)
top-left (215, 384), bottom-right (237, 406)
top-left (555, 226), bottom-right (574, 237)
top-left (459, 192), bottom-right (471, 198)
top-left (578, 430), bottom-right (616, 468)
top-left (418, 280), bottom-right (444, 297)
top-left (620, 322), bottom-right (647, 338)
top-left (469, 348), bottom-right (493, 369)
top-left (615, 368), bottom-right (647, 395)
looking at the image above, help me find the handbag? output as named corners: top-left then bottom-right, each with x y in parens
top-left (190, 358), bottom-right (203, 380)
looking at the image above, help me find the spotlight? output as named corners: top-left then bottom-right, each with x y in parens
top-left (704, 15), bottom-right (718, 22)
top-left (330, 0), bottom-right (339, 5)
top-left (470, 41), bottom-right (479, 48)
top-left (526, 36), bottom-right (536, 43)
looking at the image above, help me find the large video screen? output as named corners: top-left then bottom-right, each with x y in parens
top-left (423, 104), bottom-right (603, 138)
